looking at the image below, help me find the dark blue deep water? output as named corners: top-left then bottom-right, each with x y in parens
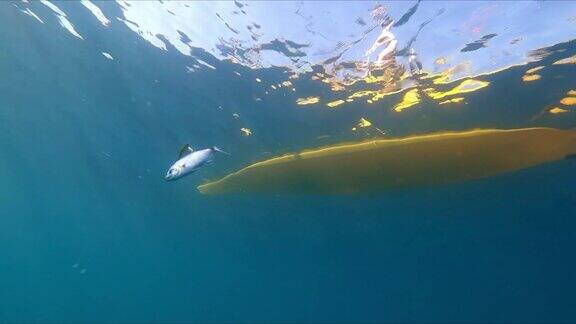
top-left (1, 1), bottom-right (576, 322)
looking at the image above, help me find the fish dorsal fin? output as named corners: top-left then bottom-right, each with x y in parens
top-left (178, 144), bottom-right (194, 158)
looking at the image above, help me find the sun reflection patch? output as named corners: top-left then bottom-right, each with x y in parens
top-left (363, 75), bottom-right (388, 84)
top-left (526, 66), bottom-right (544, 74)
top-left (553, 55), bottom-right (576, 65)
top-left (550, 107), bottom-right (569, 114)
top-left (560, 97), bottom-right (576, 106)
top-left (358, 118), bottom-right (372, 128)
top-left (296, 96), bottom-right (320, 106)
top-left (330, 82), bottom-right (346, 91)
top-left (348, 91), bottom-right (377, 99)
top-left (352, 118), bottom-right (372, 131)
top-left (240, 128), bottom-right (252, 136)
top-left (435, 57), bottom-right (448, 65)
top-left (326, 99), bottom-right (345, 108)
top-left (424, 62), bottom-right (472, 85)
top-left (522, 74), bottom-right (541, 82)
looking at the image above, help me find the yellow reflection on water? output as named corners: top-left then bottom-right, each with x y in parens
top-left (296, 96), bottom-right (320, 106)
top-left (550, 107), bottom-right (569, 114)
top-left (522, 74), bottom-right (541, 82)
top-left (424, 79), bottom-right (489, 100)
top-left (422, 62), bottom-right (472, 85)
top-left (348, 90), bottom-right (377, 99)
top-left (439, 97), bottom-right (465, 105)
top-left (560, 97), bottom-right (576, 106)
top-left (526, 66), bottom-right (544, 74)
top-left (394, 89), bottom-right (420, 112)
top-left (326, 99), bottom-right (346, 108)
top-left (358, 118), bottom-right (372, 128)
top-left (553, 55), bottom-right (576, 65)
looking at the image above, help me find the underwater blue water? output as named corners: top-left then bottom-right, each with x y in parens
top-left (1, 1), bottom-right (576, 322)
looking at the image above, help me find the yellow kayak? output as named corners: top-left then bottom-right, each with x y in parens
top-left (198, 127), bottom-right (576, 194)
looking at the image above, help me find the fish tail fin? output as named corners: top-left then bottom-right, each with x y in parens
top-left (213, 146), bottom-right (230, 156)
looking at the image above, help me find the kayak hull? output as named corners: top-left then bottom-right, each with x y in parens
top-left (198, 128), bottom-right (576, 194)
